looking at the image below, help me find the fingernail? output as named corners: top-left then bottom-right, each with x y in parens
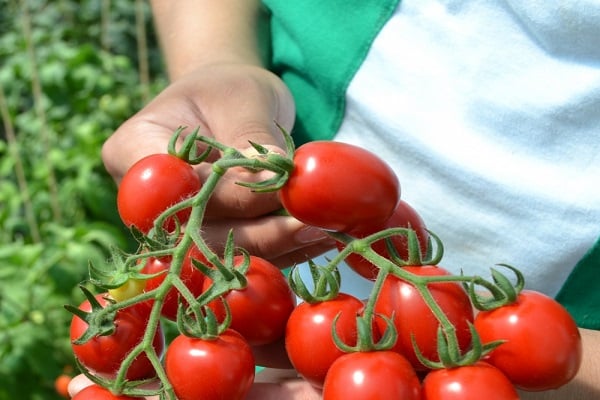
top-left (295, 226), bottom-right (330, 244)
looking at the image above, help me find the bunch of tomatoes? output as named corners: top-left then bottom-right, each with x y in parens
top-left (66, 127), bottom-right (582, 399)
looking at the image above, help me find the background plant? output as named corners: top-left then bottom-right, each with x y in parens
top-left (0, 0), bottom-right (166, 398)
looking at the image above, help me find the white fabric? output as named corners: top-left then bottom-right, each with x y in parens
top-left (330, 0), bottom-right (600, 297)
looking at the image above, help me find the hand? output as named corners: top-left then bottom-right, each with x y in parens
top-left (102, 64), bottom-right (335, 268)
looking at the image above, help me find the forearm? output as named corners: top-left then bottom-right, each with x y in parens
top-left (149, 0), bottom-right (267, 80)
top-left (519, 328), bottom-right (600, 399)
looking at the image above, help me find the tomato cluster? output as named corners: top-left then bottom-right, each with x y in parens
top-left (67, 133), bottom-right (582, 399)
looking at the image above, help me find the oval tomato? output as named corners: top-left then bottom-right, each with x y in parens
top-left (280, 141), bottom-right (400, 232)
top-left (322, 351), bottom-right (421, 400)
top-left (373, 265), bottom-right (474, 370)
top-left (338, 200), bottom-right (429, 280)
top-left (474, 290), bottom-right (582, 391)
top-left (165, 330), bottom-right (255, 400)
top-left (70, 294), bottom-right (164, 380)
top-left (71, 384), bottom-right (138, 400)
top-left (422, 362), bottom-right (519, 400)
top-left (117, 153), bottom-right (201, 233)
top-left (203, 255), bottom-right (295, 345)
top-left (285, 293), bottom-right (368, 388)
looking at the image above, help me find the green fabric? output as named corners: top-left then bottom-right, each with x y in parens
top-left (262, 0), bottom-right (400, 145)
top-left (555, 235), bottom-right (600, 330)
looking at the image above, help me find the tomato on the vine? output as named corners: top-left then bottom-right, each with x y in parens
top-left (285, 293), bottom-right (368, 388)
top-left (280, 141), bottom-right (400, 232)
top-left (374, 265), bottom-right (474, 370)
top-left (322, 351), bottom-right (421, 400)
top-left (71, 384), bottom-right (138, 400)
top-left (70, 294), bottom-right (164, 380)
top-left (203, 255), bottom-right (295, 345)
top-left (338, 199), bottom-right (429, 280)
top-left (422, 361), bottom-right (519, 399)
top-left (474, 290), bottom-right (582, 391)
top-left (165, 330), bottom-right (255, 400)
top-left (117, 153), bottom-right (201, 233)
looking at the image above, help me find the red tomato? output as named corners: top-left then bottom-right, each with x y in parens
top-left (117, 153), bottom-right (201, 233)
top-left (285, 293), bottom-right (368, 388)
top-left (142, 248), bottom-right (207, 321)
top-left (422, 362), bottom-right (519, 400)
top-left (373, 265), bottom-right (474, 370)
top-left (54, 374), bottom-right (72, 398)
top-left (322, 351), bottom-right (421, 400)
top-left (165, 330), bottom-right (255, 400)
top-left (70, 294), bottom-right (164, 380)
top-left (280, 141), bottom-right (400, 232)
top-left (474, 290), bottom-right (582, 391)
top-left (71, 384), bottom-right (138, 400)
top-left (338, 200), bottom-right (429, 280)
top-left (203, 255), bottom-right (296, 345)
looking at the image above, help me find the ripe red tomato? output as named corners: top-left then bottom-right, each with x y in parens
top-left (117, 153), bottom-right (201, 233)
top-left (280, 141), bottom-right (400, 232)
top-left (338, 200), bottom-right (429, 280)
top-left (373, 265), bottom-right (474, 370)
top-left (165, 330), bottom-right (255, 400)
top-left (322, 351), bottom-right (421, 400)
top-left (285, 293), bottom-right (367, 388)
top-left (70, 294), bottom-right (164, 380)
top-left (422, 362), bottom-right (519, 399)
top-left (142, 248), bottom-right (207, 321)
top-left (474, 290), bottom-right (582, 391)
top-left (71, 384), bottom-right (138, 400)
top-left (203, 255), bottom-right (295, 345)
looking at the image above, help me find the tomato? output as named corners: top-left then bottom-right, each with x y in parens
top-left (338, 200), bottom-right (429, 280)
top-left (108, 278), bottom-right (145, 302)
top-left (322, 351), bottom-right (421, 399)
top-left (474, 290), bottom-right (582, 391)
top-left (117, 153), bottom-right (201, 233)
top-left (285, 293), bottom-right (367, 388)
top-left (422, 362), bottom-right (519, 400)
top-left (165, 330), bottom-right (255, 400)
top-left (70, 294), bottom-right (164, 380)
top-left (142, 248), bottom-right (207, 321)
top-left (280, 141), bottom-right (400, 232)
top-left (373, 265), bottom-right (474, 370)
top-left (203, 255), bottom-right (295, 345)
top-left (54, 374), bottom-right (72, 398)
top-left (71, 384), bottom-right (138, 400)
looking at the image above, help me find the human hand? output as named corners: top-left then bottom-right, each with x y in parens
top-left (103, 64), bottom-right (334, 268)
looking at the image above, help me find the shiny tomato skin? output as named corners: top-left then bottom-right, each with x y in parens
top-left (338, 200), bottom-right (429, 280)
top-left (422, 362), bottom-right (519, 400)
top-left (374, 265), bottom-right (474, 371)
top-left (203, 255), bottom-right (296, 345)
top-left (285, 293), bottom-right (367, 389)
top-left (322, 351), bottom-right (421, 400)
top-left (117, 153), bottom-right (201, 233)
top-left (280, 141), bottom-right (400, 232)
top-left (71, 384), bottom-right (139, 400)
top-left (165, 330), bottom-right (255, 400)
top-left (70, 294), bottom-right (164, 381)
top-left (474, 290), bottom-right (582, 391)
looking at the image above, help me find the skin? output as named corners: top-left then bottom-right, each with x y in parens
top-left (73, 1), bottom-right (599, 399)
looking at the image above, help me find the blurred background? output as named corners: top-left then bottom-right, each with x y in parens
top-left (0, 1), bottom-right (166, 398)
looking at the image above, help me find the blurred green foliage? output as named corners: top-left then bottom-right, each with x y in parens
top-left (0, 0), bottom-right (166, 398)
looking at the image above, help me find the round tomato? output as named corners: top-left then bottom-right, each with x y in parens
top-left (373, 265), bottom-right (474, 370)
top-left (71, 384), bottom-right (138, 400)
top-left (280, 141), bottom-right (400, 232)
top-left (285, 293), bottom-right (367, 388)
top-left (203, 255), bottom-right (295, 345)
top-left (338, 200), bottom-right (429, 280)
top-left (322, 351), bottom-right (421, 400)
top-left (142, 248), bottom-right (207, 321)
top-left (422, 362), bottom-right (519, 400)
top-left (165, 330), bottom-right (255, 400)
top-left (70, 294), bottom-right (164, 380)
top-left (474, 290), bottom-right (582, 391)
top-left (54, 374), bottom-right (72, 398)
top-left (117, 153), bottom-right (201, 233)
